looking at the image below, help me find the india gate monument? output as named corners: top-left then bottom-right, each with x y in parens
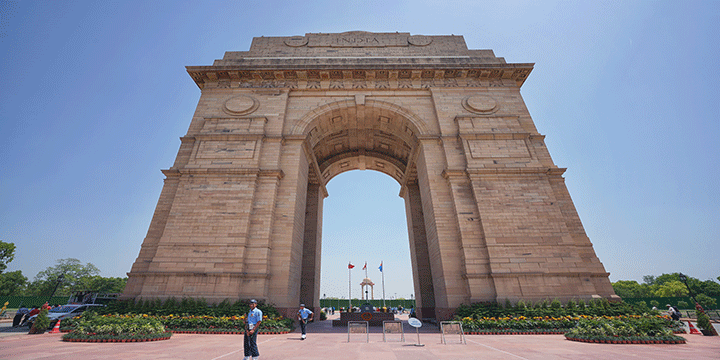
top-left (123, 32), bottom-right (618, 320)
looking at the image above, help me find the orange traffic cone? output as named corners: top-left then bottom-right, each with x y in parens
top-left (49, 319), bottom-right (61, 334)
top-left (688, 320), bottom-right (701, 334)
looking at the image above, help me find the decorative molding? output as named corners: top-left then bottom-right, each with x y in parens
top-left (462, 95), bottom-right (498, 114)
top-left (465, 167), bottom-right (567, 176)
top-left (187, 67), bottom-right (533, 89)
top-left (126, 271), bottom-right (271, 279)
top-left (463, 272), bottom-right (611, 279)
top-left (161, 168), bottom-right (284, 179)
top-left (222, 95), bottom-right (259, 115)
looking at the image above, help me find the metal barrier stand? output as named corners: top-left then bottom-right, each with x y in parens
top-left (347, 321), bottom-right (369, 343)
top-left (382, 320), bottom-right (404, 342)
top-left (441, 321), bottom-right (466, 345)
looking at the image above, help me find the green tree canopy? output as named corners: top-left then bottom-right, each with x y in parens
top-left (0, 270), bottom-right (27, 296)
top-left (0, 240), bottom-right (16, 273)
top-left (612, 280), bottom-right (652, 298)
top-left (652, 280), bottom-right (689, 297)
top-left (76, 275), bottom-right (127, 293)
top-left (614, 272), bottom-right (720, 299)
top-left (25, 258), bottom-right (100, 296)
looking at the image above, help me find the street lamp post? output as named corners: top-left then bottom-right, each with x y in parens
top-left (48, 274), bottom-right (65, 303)
top-left (678, 273), bottom-right (698, 304)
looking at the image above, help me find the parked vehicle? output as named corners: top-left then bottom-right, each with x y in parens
top-left (26, 304), bottom-right (106, 329)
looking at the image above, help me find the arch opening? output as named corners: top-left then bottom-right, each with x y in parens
top-left (297, 101), bottom-right (437, 319)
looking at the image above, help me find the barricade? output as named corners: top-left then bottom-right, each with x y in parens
top-left (382, 320), bottom-right (404, 342)
top-left (347, 321), bottom-right (369, 343)
top-left (441, 321), bottom-right (466, 344)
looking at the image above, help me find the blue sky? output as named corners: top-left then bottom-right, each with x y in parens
top-left (1, 1), bottom-right (718, 300)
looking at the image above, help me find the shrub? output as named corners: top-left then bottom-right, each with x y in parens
top-left (564, 315), bottom-right (685, 341)
top-left (32, 308), bottom-right (51, 331)
top-left (696, 310), bottom-right (713, 331)
top-left (695, 294), bottom-right (717, 310)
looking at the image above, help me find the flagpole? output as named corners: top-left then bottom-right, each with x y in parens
top-left (348, 263), bottom-right (352, 310)
top-left (381, 261), bottom-right (386, 308)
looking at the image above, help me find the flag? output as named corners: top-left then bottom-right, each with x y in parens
top-left (362, 262), bottom-right (367, 270)
top-left (348, 263), bottom-right (355, 269)
top-left (378, 262), bottom-right (383, 272)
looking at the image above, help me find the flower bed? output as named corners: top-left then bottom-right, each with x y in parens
top-left (62, 331), bottom-right (172, 343)
top-left (563, 316), bottom-right (686, 344)
top-left (564, 334), bottom-right (686, 344)
top-left (457, 313), bottom-right (686, 341)
top-left (61, 313), bottom-right (171, 343)
top-left (62, 313), bottom-right (294, 336)
top-left (458, 315), bottom-right (579, 333)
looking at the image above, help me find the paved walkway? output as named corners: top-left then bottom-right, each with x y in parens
top-left (1, 314), bottom-right (718, 360)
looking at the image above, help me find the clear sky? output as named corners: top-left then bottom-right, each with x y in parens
top-left (1, 1), bottom-right (718, 300)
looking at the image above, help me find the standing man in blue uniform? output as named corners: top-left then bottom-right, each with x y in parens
top-left (297, 303), bottom-right (314, 340)
top-left (244, 299), bottom-right (263, 360)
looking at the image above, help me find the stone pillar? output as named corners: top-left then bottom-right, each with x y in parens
top-left (414, 140), bottom-right (470, 320)
top-left (299, 182), bottom-right (323, 308)
top-left (443, 170), bottom-right (497, 302)
top-left (403, 181), bottom-right (436, 319)
top-left (267, 138), bottom-right (310, 319)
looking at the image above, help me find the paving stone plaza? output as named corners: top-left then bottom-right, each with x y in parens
top-left (1, 314), bottom-right (719, 359)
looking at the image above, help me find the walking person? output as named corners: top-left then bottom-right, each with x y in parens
top-left (297, 304), bottom-right (313, 340)
top-left (244, 299), bottom-right (263, 360)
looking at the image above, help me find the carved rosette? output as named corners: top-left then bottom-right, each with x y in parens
top-left (407, 35), bottom-right (432, 46)
top-left (283, 36), bottom-right (308, 47)
top-left (462, 95), bottom-right (498, 114)
top-left (223, 95), bottom-right (259, 116)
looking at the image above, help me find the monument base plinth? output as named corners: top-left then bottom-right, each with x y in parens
top-left (332, 312), bottom-right (395, 326)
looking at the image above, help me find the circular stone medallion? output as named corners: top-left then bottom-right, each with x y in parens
top-left (463, 95), bottom-right (498, 114)
top-left (284, 36), bottom-right (308, 47)
top-left (407, 35), bottom-right (432, 46)
top-left (223, 95), bottom-right (258, 115)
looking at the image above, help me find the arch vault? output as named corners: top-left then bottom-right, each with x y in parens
top-left (123, 32), bottom-right (618, 320)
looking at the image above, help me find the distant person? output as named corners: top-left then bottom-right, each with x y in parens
top-left (13, 304), bottom-right (29, 327)
top-left (244, 299), bottom-right (262, 360)
top-left (666, 304), bottom-right (680, 320)
top-left (27, 307), bottom-right (40, 318)
top-left (297, 304), bottom-right (314, 340)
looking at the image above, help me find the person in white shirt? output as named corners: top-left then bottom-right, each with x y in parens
top-left (297, 304), bottom-right (314, 340)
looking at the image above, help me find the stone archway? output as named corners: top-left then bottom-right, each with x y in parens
top-left (294, 99), bottom-right (441, 319)
top-left (123, 32), bottom-right (619, 321)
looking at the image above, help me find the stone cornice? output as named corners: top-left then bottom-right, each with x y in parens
top-left (465, 167), bottom-right (567, 176)
top-left (126, 271), bottom-right (271, 279)
top-left (186, 64), bottom-right (533, 89)
top-left (463, 272), bottom-right (611, 279)
top-left (162, 168), bottom-right (284, 179)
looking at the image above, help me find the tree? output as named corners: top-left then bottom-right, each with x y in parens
top-left (652, 280), bottom-right (689, 297)
top-left (611, 280), bottom-right (652, 298)
top-left (642, 275), bottom-right (656, 285)
top-left (75, 275), bottom-right (127, 293)
top-left (0, 270), bottom-right (27, 296)
top-left (0, 240), bottom-right (16, 273)
top-left (25, 258), bottom-right (100, 296)
top-left (697, 279), bottom-right (720, 297)
top-left (695, 294), bottom-right (717, 310)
